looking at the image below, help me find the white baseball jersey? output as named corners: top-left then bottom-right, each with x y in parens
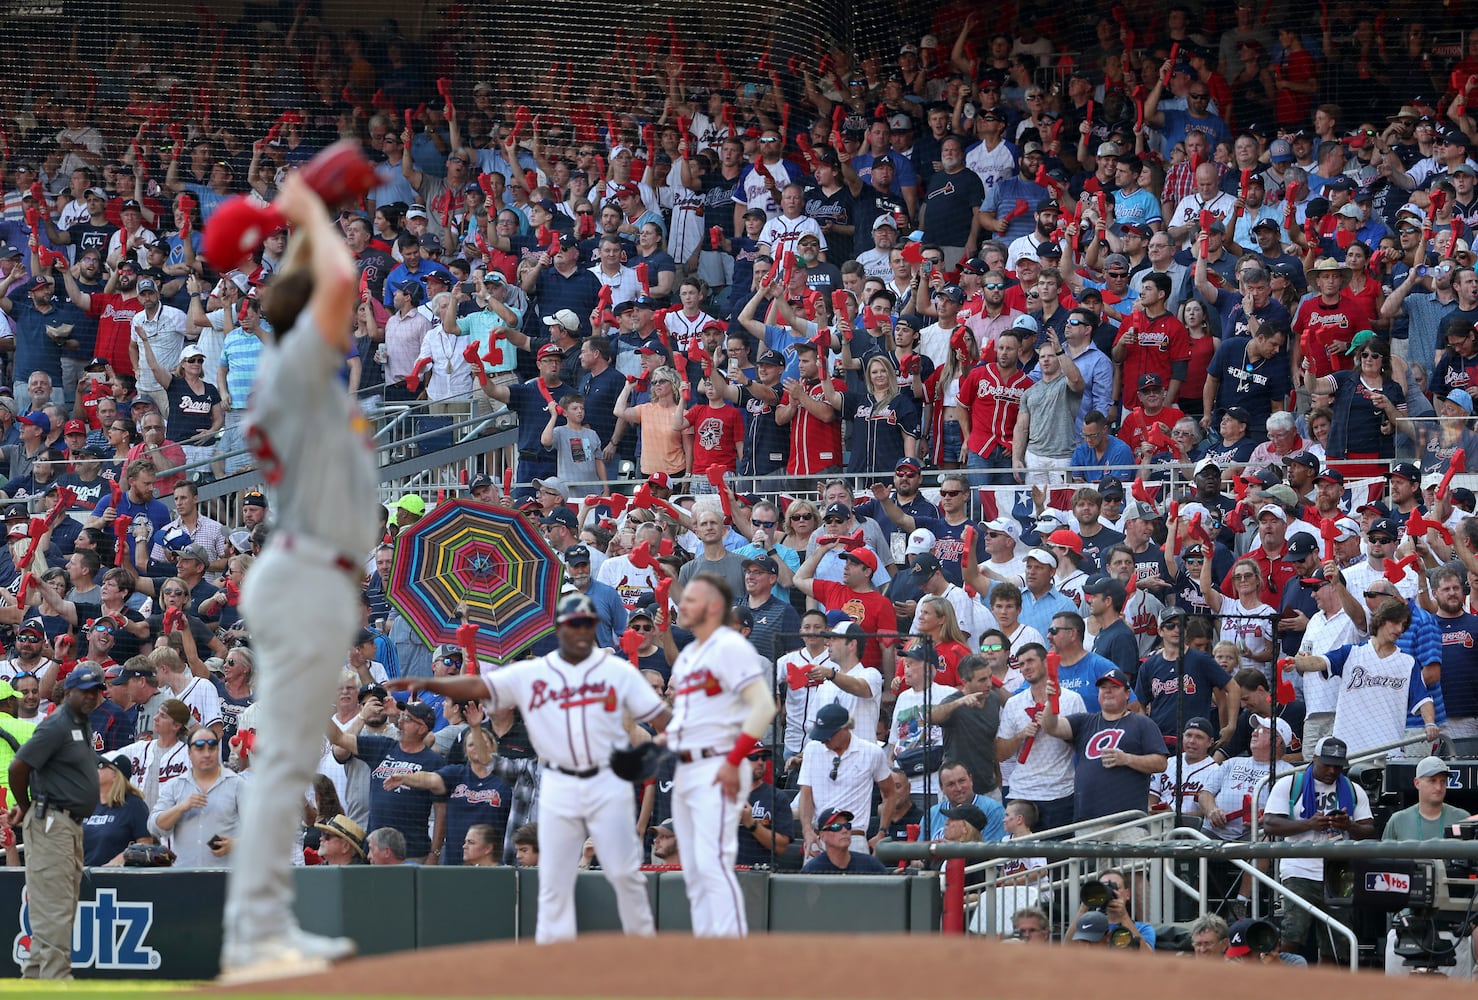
top-left (479, 647), bottom-right (665, 773)
top-left (118, 737), bottom-right (190, 808)
top-left (663, 309), bottom-right (718, 356)
top-left (997, 686), bottom-right (1086, 800)
top-left (1340, 559), bottom-right (1418, 601)
top-left (965, 139), bottom-right (1017, 193)
top-left (1150, 754), bottom-right (1222, 814)
top-left (666, 625), bottom-right (767, 753)
top-left (173, 675), bottom-right (223, 729)
top-left (1326, 643), bottom-right (1431, 757)
top-left (776, 646), bottom-right (833, 756)
top-left (0, 656), bottom-right (53, 683)
top-left (1167, 192), bottom-right (1238, 249)
top-left (1205, 756), bottom-right (1293, 841)
top-left (1299, 608), bottom-right (1360, 715)
top-left (596, 555), bottom-right (662, 611)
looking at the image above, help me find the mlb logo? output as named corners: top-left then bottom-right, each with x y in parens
top-left (1365, 872), bottom-right (1410, 893)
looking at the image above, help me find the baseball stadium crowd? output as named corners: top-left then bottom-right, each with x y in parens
top-left (2, 0), bottom-right (1478, 965)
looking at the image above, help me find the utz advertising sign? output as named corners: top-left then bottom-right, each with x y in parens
top-left (0, 869), bottom-right (226, 979)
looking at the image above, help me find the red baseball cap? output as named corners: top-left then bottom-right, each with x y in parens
top-left (1046, 528), bottom-right (1083, 555)
top-left (841, 549), bottom-right (879, 573)
top-left (64, 419), bottom-right (86, 436)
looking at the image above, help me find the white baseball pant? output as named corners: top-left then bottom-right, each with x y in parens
top-left (221, 546), bottom-right (360, 950)
top-left (672, 754), bottom-right (752, 937)
top-left (533, 768), bottom-right (654, 944)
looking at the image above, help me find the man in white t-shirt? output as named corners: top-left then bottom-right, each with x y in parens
top-left (994, 642), bottom-right (1085, 830)
top-left (811, 621), bottom-right (884, 744)
top-left (887, 649), bottom-right (957, 809)
top-left (1296, 569), bottom-right (1361, 746)
top-left (1262, 736), bottom-right (1375, 965)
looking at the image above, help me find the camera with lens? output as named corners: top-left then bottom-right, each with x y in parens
top-left (1080, 879), bottom-right (1137, 948)
top-left (1080, 878), bottom-right (1113, 910)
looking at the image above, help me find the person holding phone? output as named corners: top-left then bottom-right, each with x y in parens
top-left (1262, 736), bottom-right (1375, 965)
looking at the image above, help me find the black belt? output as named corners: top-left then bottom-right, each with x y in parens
top-left (676, 748), bottom-right (724, 764)
top-left (545, 762), bottom-right (600, 778)
top-left (35, 800), bottom-right (86, 824)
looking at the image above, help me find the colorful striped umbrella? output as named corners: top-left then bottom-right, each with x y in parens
top-left (386, 499), bottom-right (561, 664)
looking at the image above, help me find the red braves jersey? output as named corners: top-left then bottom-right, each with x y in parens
top-left (1294, 292), bottom-right (1368, 378)
top-left (666, 625), bottom-right (768, 752)
top-left (1114, 313), bottom-right (1190, 397)
top-left (959, 363), bottom-right (1035, 457)
top-left (784, 378), bottom-right (844, 475)
top-left (686, 402), bottom-right (745, 476)
top-left (1117, 405), bottom-right (1186, 453)
top-left (479, 648), bottom-right (665, 772)
top-left (810, 580), bottom-right (896, 670)
top-left (90, 293), bottom-right (142, 375)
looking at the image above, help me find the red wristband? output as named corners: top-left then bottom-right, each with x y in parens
top-left (726, 733), bottom-right (760, 767)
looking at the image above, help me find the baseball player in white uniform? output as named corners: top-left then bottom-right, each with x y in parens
top-left (388, 593), bottom-right (671, 944)
top-left (665, 572), bottom-right (776, 938)
top-left (218, 173), bottom-right (381, 982)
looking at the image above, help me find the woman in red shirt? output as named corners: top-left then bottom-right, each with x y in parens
top-left (1176, 298), bottom-right (1220, 419)
top-left (893, 595), bottom-right (970, 692)
top-left (1343, 242), bottom-right (1383, 322)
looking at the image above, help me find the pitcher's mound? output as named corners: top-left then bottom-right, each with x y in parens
top-left (209, 933), bottom-right (1478, 997)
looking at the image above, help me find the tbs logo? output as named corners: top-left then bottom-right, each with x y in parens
top-left (13, 889), bottom-right (161, 970)
top-left (1365, 872), bottom-right (1411, 894)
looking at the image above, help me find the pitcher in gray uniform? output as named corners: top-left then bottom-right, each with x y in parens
top-left (218, 172), bottom-right (380, 982)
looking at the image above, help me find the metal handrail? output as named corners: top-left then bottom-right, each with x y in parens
top-left (1166, 826), bottom-right (1359, 971)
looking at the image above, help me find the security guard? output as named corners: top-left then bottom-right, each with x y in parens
top-left (7, 663), bottom-right (107, 979)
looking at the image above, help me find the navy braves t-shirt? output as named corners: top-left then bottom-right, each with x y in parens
top-left (1438, 612), bottom-right (1478, 719)
top-left (434, 764), bottom-right (511, 865)
top-left (355, 734), bottom-right (445, 859)
top-left (1133, 649), bottom-right (1232, 737)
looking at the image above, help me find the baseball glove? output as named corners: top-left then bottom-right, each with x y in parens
top-left (609, 742), bottom-right (667, 783)
top-left (122, 844), bottom-right (177, 868)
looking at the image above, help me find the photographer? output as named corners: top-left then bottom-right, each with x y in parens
top-left (1073, 868), bottom-right (1156, 951)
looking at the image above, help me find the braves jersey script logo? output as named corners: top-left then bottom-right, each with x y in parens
top-left (671, 669), bottom-right (724, 698)
top-left (1346, 665), bottom-right (1406, 690)
top-left (1083, 728), bottom-right (1129, 759)
top-left (450, 783), bottom-right (503, 806)
top-left (1135, 328), bottom-right (1172, 352)
top-left (527, 680), bottom-right (617, 713)
top-left (1442, 630), bottom-right (1475, 649)
top-left (1304, 309), bottom-right (1352, 331)
top-left (100, 304), bottom-right (138, 324)
top-left (974, 381), bottom-right (1026, 403)
top-left (1150, 675), bottom-right (1197, 697)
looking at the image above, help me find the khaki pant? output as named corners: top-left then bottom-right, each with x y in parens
top-left (21, 807), bottom-right (83, 979)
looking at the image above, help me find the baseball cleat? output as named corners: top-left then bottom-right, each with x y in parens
top-left (218, 932), bottom-right (357, 984)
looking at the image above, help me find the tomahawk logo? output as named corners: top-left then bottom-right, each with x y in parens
top-left (13, 888), bottom-right (161, 970)
top-left (1365, 872), bottom-right (1411, 894)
